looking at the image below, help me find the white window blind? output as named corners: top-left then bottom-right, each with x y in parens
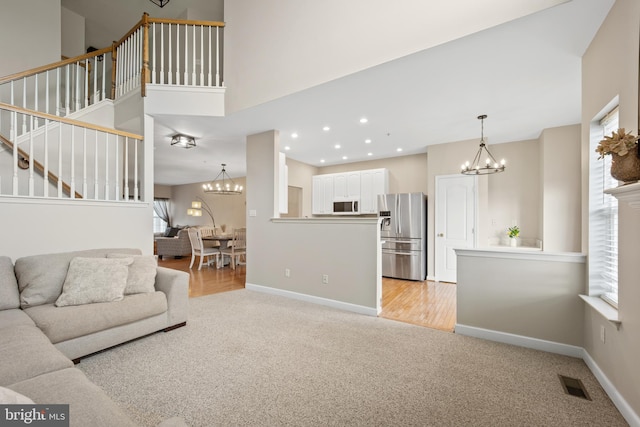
top-left (588, 107), bottom-right (619, 307)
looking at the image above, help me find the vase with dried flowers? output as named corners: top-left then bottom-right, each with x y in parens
top-left (595, 128), bottom-right (640, 184)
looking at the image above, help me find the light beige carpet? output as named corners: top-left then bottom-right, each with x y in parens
top-left (77, 289), bottom-right (627, 426)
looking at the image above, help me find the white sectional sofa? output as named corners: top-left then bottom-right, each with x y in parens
top-left (0, 248), bottom-right (190, 426)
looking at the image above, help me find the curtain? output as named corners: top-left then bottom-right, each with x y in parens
top-left (154, 198), bottom-right (172, 228)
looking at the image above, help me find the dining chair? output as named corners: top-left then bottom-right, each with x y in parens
top-left (187, 228), bottom-right (220, 270)
top-left (199, 226), bottom-right (220, 249)
top-left (220, 228), bottom-right (246, 269)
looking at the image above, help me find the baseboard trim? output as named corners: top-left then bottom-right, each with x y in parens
top-left (454, 324), bottom-right (583, 358)
top-left (582, 349), bottom-right (640, 427)
top-left (455, 324), bottom-right (639, 426)
top-left (246, 283), bottom-right (378, 317)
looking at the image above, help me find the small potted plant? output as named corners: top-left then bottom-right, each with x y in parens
top-left (595, 128), bottom-right (640, 184)
top-left (507, 226), bottom-right (520, 247)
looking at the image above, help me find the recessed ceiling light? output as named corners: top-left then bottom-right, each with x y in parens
top-left (342, 156), bottom-right (348, 160)
top-left (365, 139), bottom-right (372, 144)
top-left (291, 133), bottom-right (298, 138)
top-left (323, 126), bottom-right (330, 131)
top-left (334, 144), bottom-right (341, 149)
top-left (284, 146), bottom-right (291, 151)
top-left (320, 159), bottom-right (325, 163)
top-left (396, 148), bottom-right (403, 152)
top-left (367, 152), bottom-right (373, 156)
top-left (359, 117), bottom-right (368, 124)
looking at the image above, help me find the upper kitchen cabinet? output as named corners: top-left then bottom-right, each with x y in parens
top-left (312, 174), bottom-right (334, 214)
top-left (333, 171), bottom-right (361, 200)
top-left (360, 168), bottom-right (389, 214)
top-left (312, 168), bottom-right (388, 215)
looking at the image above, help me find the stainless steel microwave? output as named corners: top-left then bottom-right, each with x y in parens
top-left (333, 200), bottom-right (360, 215)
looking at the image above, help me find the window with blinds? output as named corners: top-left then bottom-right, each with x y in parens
top-left (588, 107), bottom-right (619, 308)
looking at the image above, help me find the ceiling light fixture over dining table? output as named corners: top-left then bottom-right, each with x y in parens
top-left (203, 164), bottom-right (243, 195)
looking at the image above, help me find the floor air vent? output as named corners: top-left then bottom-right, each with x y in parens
top-left (559, 375), bottom-right (591, 400)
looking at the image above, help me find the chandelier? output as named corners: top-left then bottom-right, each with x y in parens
top-left (461, 115), bottom-right (506, 175)
top-left (203, 164), bottom-right (243, 195)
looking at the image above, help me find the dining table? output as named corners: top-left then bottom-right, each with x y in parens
top-left (202, 234), bottom-right (234, 250)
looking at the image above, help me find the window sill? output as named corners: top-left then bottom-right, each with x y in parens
top-left (580, 295), bottom-right (621, 329)
top-left (604, 181), bottom-right (640, 209)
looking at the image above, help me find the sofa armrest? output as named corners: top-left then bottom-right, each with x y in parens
top-left (154, 267), bottom-right (189, 327)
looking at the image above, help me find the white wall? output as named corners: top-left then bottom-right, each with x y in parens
top-left (61, 6), bottom-right (85, 58)
top-left (0, 200), bottom-right (153, 261)
top-left (539, 125), bottom-right (581, 252)
top-left (0, 0), bottom-right (61, 77)
top-left (581, 0), bottom-right (640, 420)
top-left (223, 0), bottom-right (566, 113)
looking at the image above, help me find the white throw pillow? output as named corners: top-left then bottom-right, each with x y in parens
top-left (0, 386), bottom-right (34, 404)
top-left (107, 254), bottom-right (157, 294)
top-left (55, 257), bottom-right (133, 307)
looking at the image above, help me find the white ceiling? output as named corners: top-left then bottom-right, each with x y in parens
top-left (62, 0), bottom-right (614, 185)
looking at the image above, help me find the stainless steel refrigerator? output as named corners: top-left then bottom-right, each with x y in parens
top-left (378, 192), bottom-right (426, 281)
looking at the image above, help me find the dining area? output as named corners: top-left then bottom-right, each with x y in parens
top-left (187, 226), bottom-right (247, 271)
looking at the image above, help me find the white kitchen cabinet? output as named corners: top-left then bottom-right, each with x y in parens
top-left (312, 168), bottom-right (387, 215)
top-left (333, 171), bottom-right (361, 200)
top-left (312, 174), bottom-right (334, 214)
top-left (360, 168), bottom-right (389, 214)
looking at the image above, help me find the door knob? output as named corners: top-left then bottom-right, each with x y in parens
top-left (438, 233), bottom-right (444, 237)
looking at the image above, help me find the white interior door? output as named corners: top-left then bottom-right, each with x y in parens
top-left (435, 174), bottom-right (477, 283)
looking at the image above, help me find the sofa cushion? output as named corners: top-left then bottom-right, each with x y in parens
top-left (166, 227), bottom-right (180, 237)
top-left (0, 308), bottom-right (35, 330)
top-left (9, 368), bottom-right (137, 427)
top-left (107, 254), bottom-right (157, 294)
top-left (24, 292), bottom-right (168, 344)
top-left (15, 248), bottom-right (141, 308)
top-left (0, 256), bottom-right (20, 310)
top-left (0, 324), bottom-right (73, 387)
top-left (0, 386), bottom-right (34, 404)
top-left (55, 257), bottom-right (133, 307)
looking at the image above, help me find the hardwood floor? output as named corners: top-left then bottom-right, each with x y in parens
top-left (158, 257), bottom-right (456, 332)
top-left (158, 257), bottom-right (245, 297)
top-left (380, 278), bottom-right (456, 332)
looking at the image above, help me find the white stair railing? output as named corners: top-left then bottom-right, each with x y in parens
top-left (147, 18), bottom-right (224, 88)
top-left (0, 102), bottom-right (143, 202)
top-left (0, 48), bottom-right (113, 120)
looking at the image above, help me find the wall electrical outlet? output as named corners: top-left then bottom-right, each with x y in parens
top-left (284, 268), bottom-right (290, 277)
top-left (322, 274), bottom-right (329, 284)
top-left (600, 325), bottom-right (606, 343)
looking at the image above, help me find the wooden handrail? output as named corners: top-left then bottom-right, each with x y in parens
top-left (148, 17), bottom-right (225, 27)
top-left (0, 133), bottom-right (81, 199)
top-left (0, 47), bottom-right (111, 85)
top-left (0, 102), bottom-right (143, 140)
top-left (114, 15), bottom-right (147, 47)
top-left (1, 13), bottom-right (226, 106)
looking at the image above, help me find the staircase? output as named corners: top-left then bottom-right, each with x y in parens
top-left (0, 13), bottom-right (225, 202)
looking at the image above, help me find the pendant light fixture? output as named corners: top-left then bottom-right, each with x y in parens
top-left (461, 115), bottom-right (506, 175)
top-left (149, 0), bottom-right (170, 7)
top-left (203, 164), bottom-right (243, 195)
top-left (171, 134), bottom-right (196, 149)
